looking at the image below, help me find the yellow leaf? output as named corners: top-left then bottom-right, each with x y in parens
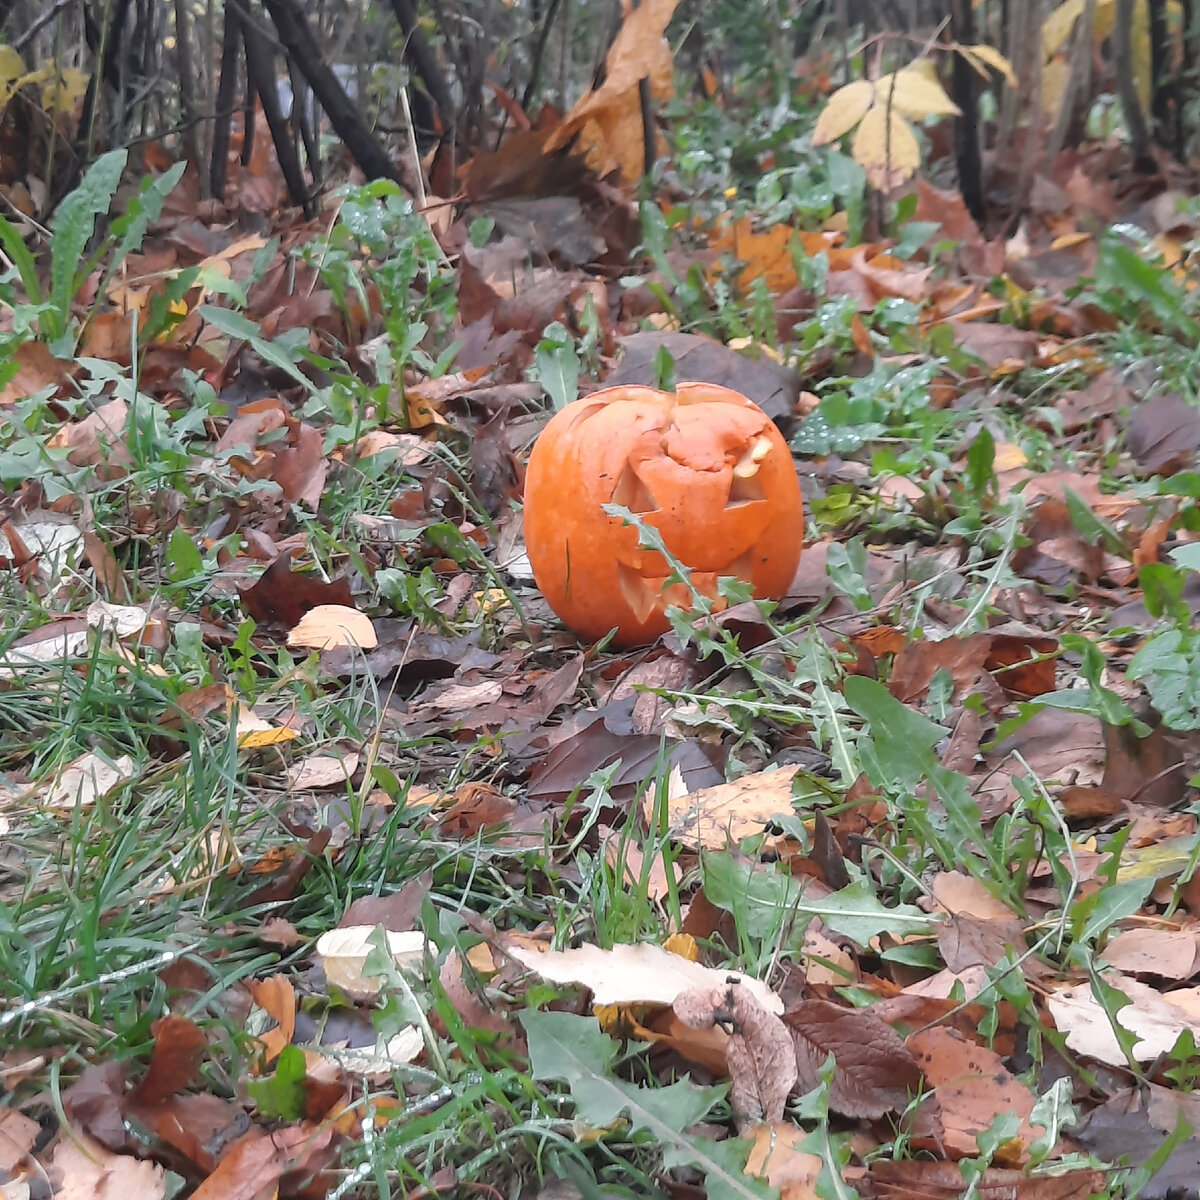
top-left (811, 79), bottom-right (876, 145)
top-left (1041, 58), bottom-right (1072, 115)
top-left (41, 66), bottom-right (88, 115)
top-left (1043, 0), bottom-right (1116, 58)
top-left (852, 104), bottom-right (921, 190)
top-left (0, 44), bottom-right (25, 88)
top-left (1043, 0), bottom-right (1087, 57)
top-left (1132, 0), bottom-right (1151, 114)
top-left (663, 932), bottom-right (699, 961)
top-left (884, 68), bottom-right (961, 119)
top-left (964, 43), bottom-right (1018, 88)
top-left (237, 724), bottom-right (300, 749)
top-left (993, 442), bottom-right (1028, 472)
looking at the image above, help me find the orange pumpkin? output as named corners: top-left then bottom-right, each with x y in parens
top-left (523, 382), bottom-right (804, 646)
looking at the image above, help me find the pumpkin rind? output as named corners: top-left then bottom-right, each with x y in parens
top-left (523, 382), bottom-right (803, 646)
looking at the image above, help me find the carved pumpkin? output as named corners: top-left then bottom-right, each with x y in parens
top-left (523, 382), bottom-right (803, 646)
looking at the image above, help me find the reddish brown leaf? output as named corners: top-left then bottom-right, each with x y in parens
top-left (338, 870), bottom-right (432, 932)
top-left (188, 1124), bottom-right (333, 1200)
top-left (128, 1092), bottom-right (249, 1175)
top-left (784, 999), bottom-right (924, 1119)
top-left (868, 1160), bottom-right (1104, 1200)
top-left (238, 551), bottom-right (353, 627)
top-left (132, 1015), bottom-right (207, 1106)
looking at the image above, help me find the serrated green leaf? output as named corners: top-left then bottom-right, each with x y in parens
top-left (842, 675), bottom-right (946, 790)
top-left (520, 1010), bottom-right (774, 1200)
top-left (1129, 629), bottom-right (1200, 730)
top-left (108, 161), bottom-right (186, 278)
top-left (701, 857), bottom-right (936, 946)
top-left (50, 148), bottom-right (127, 339)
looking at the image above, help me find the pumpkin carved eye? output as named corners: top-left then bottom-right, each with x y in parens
top-left (523, 382), bottom-right (804, 647)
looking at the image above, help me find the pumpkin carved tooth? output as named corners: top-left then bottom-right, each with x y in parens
top-left (523, 382), bottom-right (804, 646)
top-left (732, 453), bottom-right (761, 479)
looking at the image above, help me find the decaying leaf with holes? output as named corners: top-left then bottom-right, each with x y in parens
top-left (674, 979), bottom-right (797, 1131)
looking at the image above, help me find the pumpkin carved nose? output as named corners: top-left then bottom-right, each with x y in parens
top-left (523, 382), bottom-right (804, 647)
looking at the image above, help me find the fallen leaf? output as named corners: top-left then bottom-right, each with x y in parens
top-left (41, 751), bottom-right (136, 809)
top-left (675, 981), bottom-right (797, 1129)
top-left (246, 975), bottom-right (296, 1065)
top-left (505, 941), bottom-right (782, 1013)
top-left (51, 1133), bottom-right (166, 1200)
top-left (131, 1015), bottom-right (207, 1106)
top-left (1047, 972), bottom-right (1200, 1066)
top-left (316, 927), bottom-right (429, 1001)
top-left (786, 999), bottom-right (925, 1120)
top-left (287, 605), bottom-right (377, 650)
top-left (744, 1122), bottom-right (823, 1200)
top-left (907, 1027), bottom-right (1041, 1160)
top-left (647, 765), bottom-right (800, 850)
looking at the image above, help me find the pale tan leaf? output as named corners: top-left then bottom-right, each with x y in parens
top-left (1047, 972), bottom-right (1200, 1065)
top-left (852, 105), bottom-right (921, 190)
top-left (1100, 927), bottom-right (1200, 980)
top-left (52, 1134), bottom-right (166, 1200)
top-left (965, 42), bottom-right (1018, 87)
top-left (811, 79), bottom-right (876, 145)
top-left (287, 605), bottom-right (377, 650)
top-left (286, 752), bottom-right (360, 790)
top-left (322, 1028), bottom-right (424, 1077)
top-left (1042, 0), bottom-right (1088, 57)
top-left (42, 751), bottom-right (136, 809)
top-left (644, 765), bottom-right (799, 850)
top-left (317, 927), bottom-right (430, 1001)
top-left (930, 870), bottom-right (1019, 920)
top-left (884, 68), bottom-right (961, 119)
top-left (505, 941), bottom-right (783, 1013)
top-left (85, 601), bottom-right (149, 638)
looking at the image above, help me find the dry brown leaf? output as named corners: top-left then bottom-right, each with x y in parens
top-left (907, 1027), bottom-right (1041, 1161)
top-left (41, 751), bottom-right (136, 809)
top-left (246, 975), bottom-right (296, 1065)
top-left (0, 1108), bottom-right (38, 1172)
top-left (542, 0), bottom-right (681, 182)
top-left (51, 1133), bottom-right (166, 1200)
top-left (744, 1122), bottom-right (823, 1200)
top-left (786, 999), bottom-right (924, 1119)
top-left (1100, 927), bottom-right (1200, 980)
top-left (188, 1124), bottom-right (333, 1200)
top-left (286, 752), bottom-right (360, 790)
top-left (930, 871), bottom-right (1019, 920)
top-left (131, 1015), bottom-right (207, 1106)
top-left (675, 981), bottom-right (797, 1129)
top-left (1047, 972), bottom-right (1200, 1065)
top-left (645, 765), bottom-right (799, 850)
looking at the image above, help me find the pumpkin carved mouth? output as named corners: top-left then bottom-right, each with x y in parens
top-left (523, 382), bottom-right (804, 646)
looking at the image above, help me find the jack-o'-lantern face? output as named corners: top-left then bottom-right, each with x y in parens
top-left (523, 382), bottom-right (804, 646)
